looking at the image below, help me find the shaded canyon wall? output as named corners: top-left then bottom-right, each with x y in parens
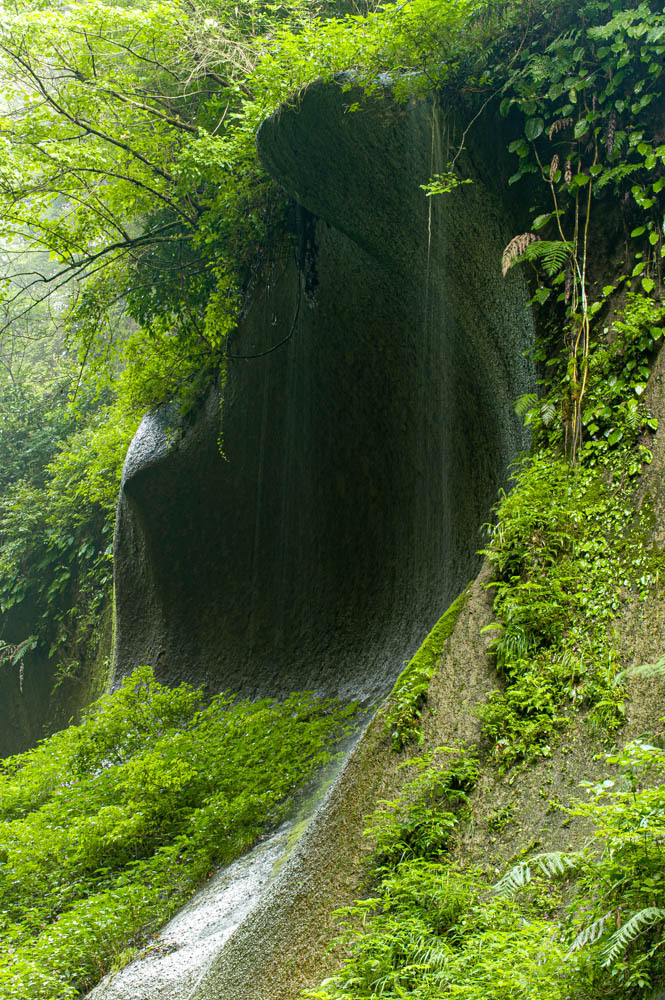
top-left (112, 84), bottom-right (534, 704)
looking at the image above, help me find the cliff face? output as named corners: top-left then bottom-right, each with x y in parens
top-left (0, 599), bottom-right (111, 758)
top-left (112, 83), bottom-right (534, 703)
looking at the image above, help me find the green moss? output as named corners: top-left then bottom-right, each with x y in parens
top-left (384, 586), bottom-right (471, 751)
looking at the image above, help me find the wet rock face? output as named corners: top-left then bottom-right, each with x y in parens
top-left (113, 83), bottom-right (534, 703)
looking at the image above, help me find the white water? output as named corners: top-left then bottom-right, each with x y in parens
top-left (86, 822), bottom-right (294, 1000)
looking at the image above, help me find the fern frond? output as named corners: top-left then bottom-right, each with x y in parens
top-left (549, 116), bottom-right (574, 139)
top-left (10, 638), bottom-right (36, 666)
top-left (502, 233), bottom-right (540, 277)
top-left (494, 851), bottom-right (583, 896)
top-left (408, 943), bottom-right (450, 973)
top-left (519, 240), bottom-right (574, 277)
top-left (568, 912), bottom-right (611, 954)
top-left (615, 653), bottom-right (665, 685)
top-left (541, 400), bottom-right (557, 426)
top-left (514, 393), bottom-right (538, 417)
top-left (601, 907), bottom-right (665, 968)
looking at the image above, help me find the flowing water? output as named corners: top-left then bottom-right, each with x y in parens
top-left (86, 821), bottom-right (294, 1000)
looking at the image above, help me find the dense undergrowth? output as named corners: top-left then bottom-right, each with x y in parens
top-left (303, 738), bottom-right (665, 999)
top-left (479, 291), bottom-right (665, 768)
top-left (0, 667), bottom-right (355, 999)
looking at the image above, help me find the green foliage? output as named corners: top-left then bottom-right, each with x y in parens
top-left (0, 398), bottom-right (138, 677)
top-left (0, 666), bottom-right (355, 999)
top-left (303, 735), bottom-right (665, 1000)
top-left (366, 748), bottom-right (479, 865)
top-left (384, 587), bottom-right (471, 751)
top-left (479, 290), bottom-right (665, 766)
top-left (521, 293), bottom-right (664, 465)
top-left (302, 749), bottom-right (572, 1000)
top-left (498, 738), bottom-right (665, 996)
top-left (498, 0), bottom-right (665, 459)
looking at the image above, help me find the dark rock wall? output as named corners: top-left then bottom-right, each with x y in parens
top-left (0, 600), bottom-right (112, 757)
top-left (113, 84), bottom-right (534, 703)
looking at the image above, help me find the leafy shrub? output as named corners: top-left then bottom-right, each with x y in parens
top-left (497, 737), bottom-right (665, 997)
top-left (366, 748), bottom-right (479, 866)
top-left (0, 666), bottom-right (356, 999)
top-left (303, 748), bottom-right (572, 1000)
top-left (480, 339), bottom-right (660, 766)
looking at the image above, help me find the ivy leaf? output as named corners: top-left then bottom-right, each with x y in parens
top-left (574, 119), bottom-right (589, 138)
top-left (641, 277), bottom-right (655, 294)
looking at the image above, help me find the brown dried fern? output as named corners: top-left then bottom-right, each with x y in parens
top-left (549, 153), bottom-right (559, 182)
top-left (549, 117), bottom-right (573, 140)
top-left (502, 233), bottom-right (540, 277)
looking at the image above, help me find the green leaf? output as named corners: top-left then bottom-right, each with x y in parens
top-left (532, 213), bottom-right (553, 231)
top-left (631, 226), bottom-right (646, 237)
top-left (641, 276), bottom-right (655, 293)
top-left (525, 117), bottom-right (545, 141)
top-left (574, 119), bottom-right (589, 139)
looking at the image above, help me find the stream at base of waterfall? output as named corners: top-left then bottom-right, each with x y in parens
top-left (86, 822), bottom-right (293, 1000)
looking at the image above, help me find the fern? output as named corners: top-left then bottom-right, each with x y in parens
top-left (540, 399), bottom-right (557, 426)
top-left (615, 653), bottom-right (665, 685)
top-left (514, 392), bottom-right (538, 418)
top-left (10, 638), bottom-right (36, 666)
top-left (407, 943), bottom-right (450, 973)
top-left (568, 912), bottom-right (611, 954)
top-left (601, 907), bottom-right (665, 968)
top-left (502, 235), bottom-right (573, 277)
top-left (519, 240), bottom-right (574, 277)
top-left (0, 637), bottom-right (36, 668)
top-left (494, 851), bottom-right (583, 896)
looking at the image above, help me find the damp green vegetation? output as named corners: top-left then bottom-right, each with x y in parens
top-left (0, 666), bottom-right (355, 999)
top-left (479, 291), bottom-right (665, 768)
top-left (302, 738), bottom-right (665, 1000)
top-left (4, 0), bottom-right (665, 703)
top-left (3, 0), bottom-right (665, 997)
top-left (384, 587), bottom-right (471, 751)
